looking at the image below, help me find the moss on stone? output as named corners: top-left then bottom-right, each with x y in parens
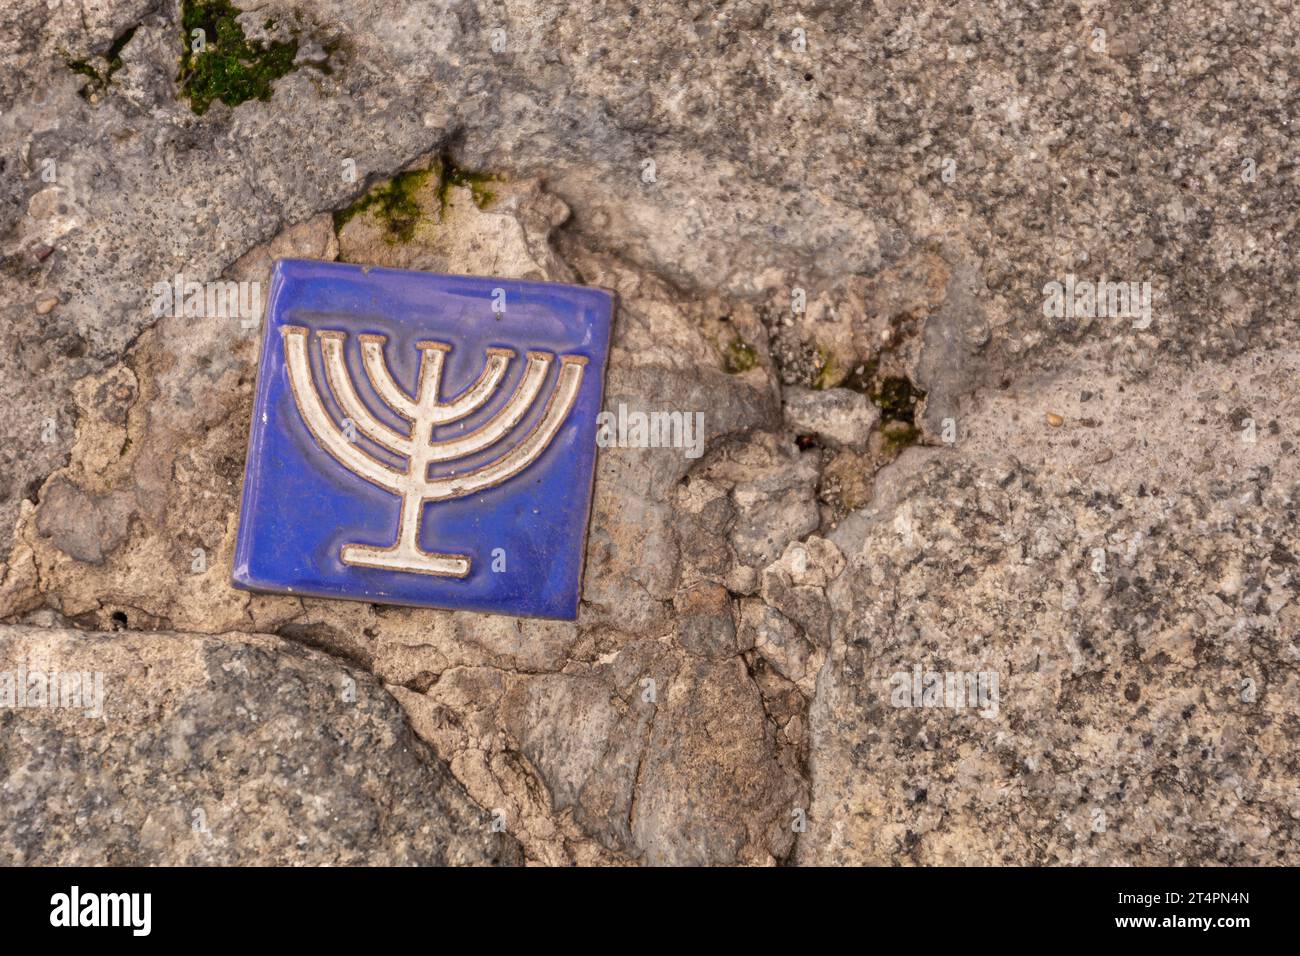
top-left (333, 168), bottom-right (433, 243)
top-left (871, 375), bottom-right (926, 451)
top-left (66, 59), bottom-right (103, 89)
top-left (330, 157), bottom-right (501, 244)
top-left (66, 25), bottom-right (137, 99)
top-left (435, 157), bottom-right (499, 212)
top-left (723, 338), bottom-right (758, 374)
top-left (840, 357), bottom-right (879, 394)
top-left (811, 348), bottom-right (839, 390)
top-left (872, 375), bottom-right (924, 425)
top-left (833, 356), bottom-right (926, 448)
top-left (178, 0), bottom-right (299, 115)
top-left (839, 360), bottom-right (928, 450)
top-left (882, 422), bottom-right (923, 451)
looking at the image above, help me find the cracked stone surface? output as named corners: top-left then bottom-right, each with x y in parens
top-left (0, 624), bottom-right (522, 865)
top-left (2, 0), bottom-right (1298, 865)
top-left (804, 348), bottom-right (1300, 864)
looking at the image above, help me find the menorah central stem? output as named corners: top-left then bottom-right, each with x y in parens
top-left (339, 385), bottom-right (474, 579)
top-left (340, 483), bottom-right (471, 576)
top-left (396, 474), bottom-right (428, 553)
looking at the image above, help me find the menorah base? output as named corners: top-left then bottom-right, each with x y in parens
top-left (340, 542), bottom-right (472, 578)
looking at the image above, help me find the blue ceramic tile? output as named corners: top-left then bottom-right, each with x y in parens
top-left (232, 259), bottom-right (614, 620)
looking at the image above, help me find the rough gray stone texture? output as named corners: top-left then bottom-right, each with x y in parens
top-left (804, 349), bottom-right (1300, 865)
top-left (2, 0), bottom-right (1298, 865)
top-left (0, 625), bottom-right (523, 865)
top-left (784, 386), bottom-right (880, 448)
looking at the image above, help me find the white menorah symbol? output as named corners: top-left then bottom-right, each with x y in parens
top-left (281, 325), bottom-right (587, 577)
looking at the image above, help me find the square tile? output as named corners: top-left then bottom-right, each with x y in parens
top-left (232, 259), bottom-right (614, 620)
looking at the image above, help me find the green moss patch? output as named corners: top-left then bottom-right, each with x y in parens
top-left (330, 157), bottom-right (501, 245)
top-left (811, 348), bottom-right (839, 389)
top-left (882, 422), bottom-right (922, 451)
top-left (872, 375), bottom-right (924, 424)
top-left (333, 168), bottom-right (433, 243)
top-left (723, 338), bottom-right (758, 374)
top-left (178, 0), bottom-right (299, 115)
top-left (840, 357), bottom-right (879, 394)
top-left (436, 158), bottom-right (499, 212)
top-left (872, 375), bottom-right (926, 451)
top-left (66, 25), bottom-right (137, 99)
top-left (838, 357), bottom-right (928, 451)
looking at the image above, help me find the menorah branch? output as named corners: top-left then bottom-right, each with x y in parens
top-left (318, 332), bottom-right (412, 455)
top-left (359, 334), bottom-right (421, 420)
top-left (282, 327), bottom-right (403, 495)
top-left (427, 351), bottom-right (553, 462)
top-left (429, 347), bottom-right (514, 424)
top-left (424, 356), bottom-right (587, 500)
